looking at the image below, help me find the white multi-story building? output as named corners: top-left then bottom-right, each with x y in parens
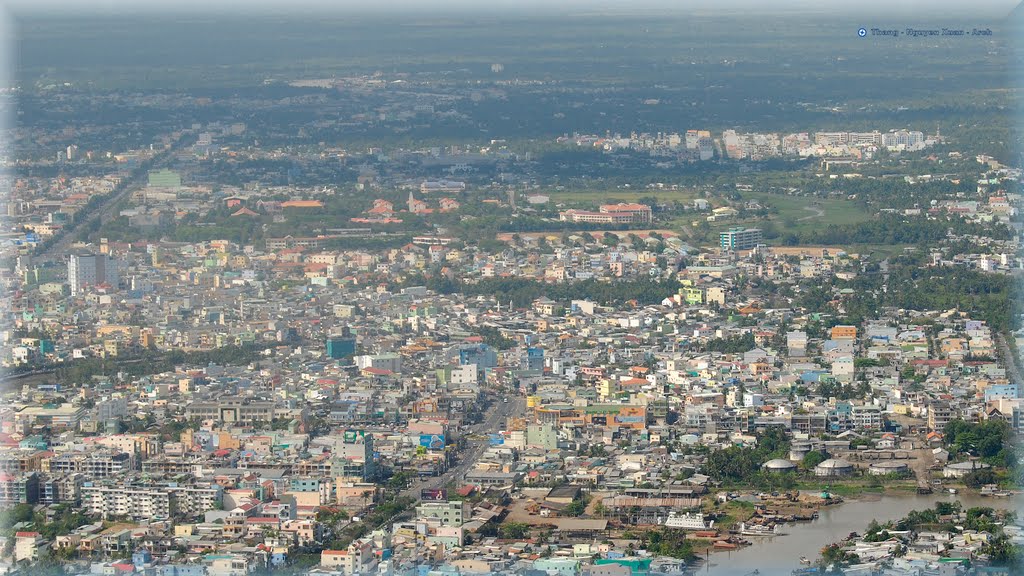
top-left (48, 451), bottom-right (133, 477)
top-left (882, 130), bottom-right (925, 149)
top-left (852, 405), bottom-right (883, 430)
top-left (81, 482), bottom-right (222, 520)
top-left (82, 485), bottom-right (171, 519)
top-left (68, 253), bottom-right (119, 295)
top-left (96, 396), bottom-right (128, 421)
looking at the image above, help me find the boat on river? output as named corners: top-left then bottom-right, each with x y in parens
top-left (738, 522), bottom-right (784, 536)
top-left (663, 511), bottom-right (714, 530)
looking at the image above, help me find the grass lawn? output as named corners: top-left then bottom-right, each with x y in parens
top-left (545, 188), bottom-right (912, 260)
top-left (702, 499), bottom-right (756, 531)
top-left (793, 478), bottom-right (918, 498)
top-left (741, 191), bottom-right (872, 234)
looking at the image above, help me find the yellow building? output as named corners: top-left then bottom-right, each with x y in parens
top-left (597, 379), bottom-right (618, 400)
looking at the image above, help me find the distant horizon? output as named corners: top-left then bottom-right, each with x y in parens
top-left (3, 0), bottom-right (1022, 19)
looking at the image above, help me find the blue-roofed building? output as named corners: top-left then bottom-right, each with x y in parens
top-left (459, 343), bottom-right (497, 372)
top-left (985, 384), bottom-right (1020, 402)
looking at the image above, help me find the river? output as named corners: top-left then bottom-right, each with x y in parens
top-left (696, 491), bottom-right (1016, 576)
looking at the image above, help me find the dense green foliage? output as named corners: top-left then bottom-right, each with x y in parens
top-left (857, 503), bottom-right (1023, 570)
top-left (817, 380), bottom-right (872, 401)
top-left (798, 253), bottom-right (1018, 333)
top-left (699, 332), bottom-right (755, 354)
top-left (781, 214), bottom-right (1011, 246)
top-left (34, 506), bottom-right (91, 541)
top-left (563, 494), bottom-right (590, 517)
top-left (638, 528), bottom-right (700, 561)
top-left (52, 343), bottom-right (277, 384)
top-left (323, 496), bottom-right (415, 550)
top-left (499, 522), bottom-right (530, 539)
top-left (944, 419), bottom-right (1016, 468)
top-left (701, 427), bottom-right (791, 483)
top-left (802, 450), bottom-right (827, 470)
top-left (0, 504), bottom-right (35, 530)
top-left (477, 327), bottom-right (517, 350)
top-left (819, 543), bottom-right (861, 568)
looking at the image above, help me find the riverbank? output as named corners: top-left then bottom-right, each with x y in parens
top-left (810, 501), bottom-right (1022, 573)
top-left (696, 485), bottom-right (976, 557)
top-left (693, 491), bottom-right (1005, 575)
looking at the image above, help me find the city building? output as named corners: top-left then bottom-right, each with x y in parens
top-left (68, 253), bottom-right (119, 295)
top-left (719, 228), bottom-right (763, 251)
top-left (415, 501), bottom-right (469, 527)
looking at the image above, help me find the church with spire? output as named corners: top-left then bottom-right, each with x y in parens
top-left (407, 190), bottom-right (428, 213)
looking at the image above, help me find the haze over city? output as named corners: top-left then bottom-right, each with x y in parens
top-left (0, 3), bottom-right (1021, 576)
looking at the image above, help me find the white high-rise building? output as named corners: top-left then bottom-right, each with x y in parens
top-left (68, 253), bottom-right (119, 295)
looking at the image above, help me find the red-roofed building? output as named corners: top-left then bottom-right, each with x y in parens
top-left (321, 549), bottom-right (348, 569)
top-left (231, 207), bottom-right (259, 217)
top-left (15, 532), bottom-right (43, 562)
top-left (599, 203), bottom-right (653, 222)
top-left (360, 367), bottom-right (394, 378)
top-left (367, 199), bottom-right (395, 215)
top-left (245, 517), bottom-right (282, 538)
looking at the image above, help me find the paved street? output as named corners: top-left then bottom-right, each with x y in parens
top-left (401, 395), bottom-right (525, 499)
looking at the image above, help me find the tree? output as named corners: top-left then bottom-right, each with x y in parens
top-left (984, 535), bottom-right (1023, 570)
top-left (802, 450), bottom-right (827, 470)
top-left (499, 522), bottom-right (530, 539)
top-left (1, 504), bottom-right (34, 528)
top-left (820, 543), bottom-right (860, 568)
top-left (945, 419), bottom-right (1012, 465)
top-left (564, 494), bottom-right (589, 517)
top-left (963, 467), bottom-right (996, 488)
top-left (639, 528), bottom-right (697, 561)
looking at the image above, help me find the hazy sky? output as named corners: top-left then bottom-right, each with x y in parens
top-left (4, 0), bottom-right (1021, 17)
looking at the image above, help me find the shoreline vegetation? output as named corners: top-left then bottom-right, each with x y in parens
top-left (811, 502), bottom-right (1022, 572)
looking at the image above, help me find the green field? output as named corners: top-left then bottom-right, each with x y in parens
top-left (548, 187), bottom-right (876, 249)
top-left (742, 191), bottom-right (874, 235)
top-left (547, 188), bottom-right (698, 204)
top-left (659, 191), bottom-right (874, 247)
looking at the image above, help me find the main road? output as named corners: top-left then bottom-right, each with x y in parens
top-left (401, 395), bottom-right (525, 499)
top-left (34, 135), bottom-right (187, 263)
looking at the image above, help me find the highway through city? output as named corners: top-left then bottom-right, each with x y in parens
top-left (401, 395), bottom-right (525, 499)
top-left (34, 137), bottom-right (186, 264)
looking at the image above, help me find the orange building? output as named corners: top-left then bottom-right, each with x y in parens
top-left (830, 325), bottom-right (858, 340)
top-left (281, 200), bottom-right (324, 209)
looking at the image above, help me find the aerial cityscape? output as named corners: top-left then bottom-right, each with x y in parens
top-left (0, 3), bottom-right (1022, 576)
